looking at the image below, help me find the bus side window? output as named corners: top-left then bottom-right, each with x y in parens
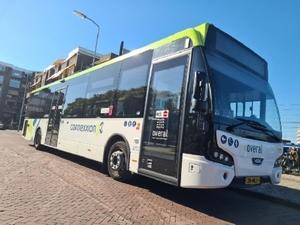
top-left (84, 62), bottom-right (121, 118)
top-left (62, 76), bottom-right (88, 118)
top-left (115, 50), bottom-right (152, 118)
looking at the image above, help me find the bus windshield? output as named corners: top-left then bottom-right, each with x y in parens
top-left (205, 49), bottom-right (281, 137)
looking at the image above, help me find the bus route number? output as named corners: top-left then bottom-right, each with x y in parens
top-left (155, 110), bottom-right (169, 118)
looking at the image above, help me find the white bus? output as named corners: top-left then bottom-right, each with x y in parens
top-left (22, 23), bottom-right (283, 189)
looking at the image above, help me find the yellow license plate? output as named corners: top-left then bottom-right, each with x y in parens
top-left (245, 177), bottom-right (261, 185)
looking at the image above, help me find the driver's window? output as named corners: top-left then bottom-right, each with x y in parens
top-left (230, 102), bottom-right (243, 117)
top-left (231, 101), bottom-right (261, 118)
top-left (245, 101), bottom-right (261, 118)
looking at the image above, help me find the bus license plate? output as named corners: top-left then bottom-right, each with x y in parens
top-left (245, 177), bottom-right (261, 185)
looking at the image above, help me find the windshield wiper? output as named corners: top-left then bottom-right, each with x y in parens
top-left (226, 118), bottom-right (266, 132)
top-left (226, 118), bottom-right (281, 142)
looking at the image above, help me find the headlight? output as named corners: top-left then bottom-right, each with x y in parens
top-left (219, 154), bottom-right (224, 160)
top-left (214, 152), bottom-right (219, 158)
top-left (274, 157), bottom-right (282, 168)
top-left (209, 148), bottom-right (234, 166)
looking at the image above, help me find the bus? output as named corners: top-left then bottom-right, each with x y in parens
top-left (22, 23), bottom-right (283, 189)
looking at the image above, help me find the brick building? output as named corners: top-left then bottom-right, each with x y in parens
top-left (30, 47), bottom-right (102, 92)
top-left (0, 62), bottom-right (38, 127)
top-left (1, 46), bottom-right (111, 128)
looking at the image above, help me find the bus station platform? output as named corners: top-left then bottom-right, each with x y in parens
top-left (236, 174), bottom-right (300, 209)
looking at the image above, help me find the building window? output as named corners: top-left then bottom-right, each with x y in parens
top-left (50, 68), bottom-right (55, 76)
top-left (8, 89), bottom-right (19, 96)
top-left (0, 75), bottom-right (3, 84)
top-left (0, 65), bottom-right (5, 72)
top-left (7, 89), bottom-right (19, 100)
top-left (9, 80), bottom-right (20, 88)
top-left (6, 100), bottom-right (17, 108)
top-left (12, 70), bottom-right (22, 78)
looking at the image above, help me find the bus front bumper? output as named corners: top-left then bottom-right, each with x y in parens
top-left (180, 154), bottom-right (282, 189)
top-left (180, 154), bottom-right (235, 189)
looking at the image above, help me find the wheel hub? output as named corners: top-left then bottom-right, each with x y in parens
top-left (110, 150), bottom-right (124, 170)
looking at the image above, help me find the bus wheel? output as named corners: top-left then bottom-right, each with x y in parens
top-left (107, 141), bottom-right (131, 182)
top-left (34, 129), bottom-right (42, 150)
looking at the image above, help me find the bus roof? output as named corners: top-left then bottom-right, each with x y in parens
top-left (32, 23), bottom-right (210, 94)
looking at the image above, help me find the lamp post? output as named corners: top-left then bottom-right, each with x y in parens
top-left (73, 10), bottom-right (100, 67)
top-left (17, 74), bottom-right (29, 132)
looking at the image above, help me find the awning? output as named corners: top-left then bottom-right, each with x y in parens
top-left (46, 64), bottom-right (75, 81)
top-left (30, 79), bottom-right (41, 87)
top-left (52, 59), bottom-right (65, 66)
top-left (64, 63), bottom-right (75, 70)
top-left (46, 70), bottom-right (64, 81)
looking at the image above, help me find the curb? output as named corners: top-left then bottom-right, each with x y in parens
top-left (4, 129), bottom-right (21, 133)
top-left (282, 174), bottom-right (300, 182)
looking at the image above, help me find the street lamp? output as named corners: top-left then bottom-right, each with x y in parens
top-left (73, 10), bottom-right (100, 67)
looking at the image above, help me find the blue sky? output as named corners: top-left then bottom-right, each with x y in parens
top-left (1, 0), bottom-right (299, 142)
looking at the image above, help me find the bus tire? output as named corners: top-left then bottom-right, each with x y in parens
top-left (107, 141), bottom-right (131, 182)
top-left (34, 129), bottom-right (42, 150)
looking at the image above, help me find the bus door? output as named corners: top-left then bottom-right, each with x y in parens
top-left (45, 86), bottom-right (67, 147)
top-left (139, 52), bottom-right (191, 185)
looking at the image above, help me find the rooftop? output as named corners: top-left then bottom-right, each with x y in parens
top-left (0, 61), bottom-right (36, 74)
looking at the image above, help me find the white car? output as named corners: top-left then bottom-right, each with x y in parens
top-left (0, 120), bottom-right (4, 130)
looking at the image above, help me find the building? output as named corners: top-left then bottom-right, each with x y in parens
top-left (0, 46), bottom-right (120, 128)
top-left (0, 62), bottom-right (38, 128)
top-left (30, 47), bottom-right (102, 92)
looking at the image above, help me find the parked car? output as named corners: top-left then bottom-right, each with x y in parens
top-left (0, 120), bottom-right (4, 130)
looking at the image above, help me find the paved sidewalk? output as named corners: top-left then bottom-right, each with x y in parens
top-left (239, 174), bottom-right (300, 208)
top-left (5, 129), bottom-right (300, 209)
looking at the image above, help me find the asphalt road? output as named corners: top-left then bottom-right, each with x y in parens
top-left (1, 130), bottom-right (300, 225)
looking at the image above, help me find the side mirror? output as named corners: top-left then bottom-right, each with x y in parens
top-left (192, 71), bottom-right (207, 112)
top-left (193, 71), bottom-right (206, 100)
top-left (192, 99), bottom-right (208, 112)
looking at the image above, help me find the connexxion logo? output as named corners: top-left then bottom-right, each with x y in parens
top-left (70, 122), bottom-right (104, 136)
